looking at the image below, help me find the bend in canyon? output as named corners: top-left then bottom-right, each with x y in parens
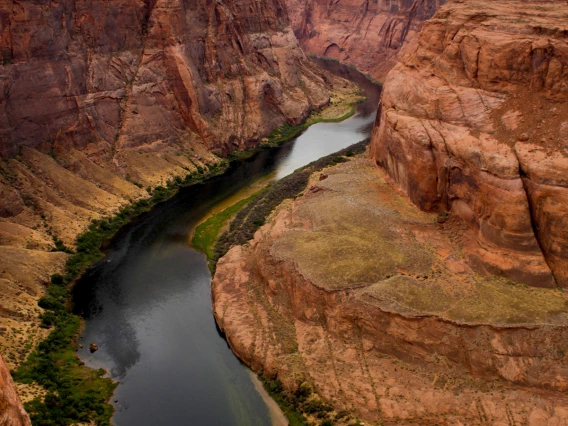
top-left (1, 0), bottom-right (568, 424)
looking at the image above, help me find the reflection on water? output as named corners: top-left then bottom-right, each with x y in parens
top-left (72, 60), bottom-right (381, 426)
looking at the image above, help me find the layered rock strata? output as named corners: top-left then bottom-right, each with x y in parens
top-left (286, 0), bottom-right (445, 81)
top-left (370, 0), bottom-right (568, 288)
top-left (213, 157), bottom-right (568, 425)
top-left (0, 354), bottom-right (30, 426)
top-left (0, 0), bottom-right (346, 368)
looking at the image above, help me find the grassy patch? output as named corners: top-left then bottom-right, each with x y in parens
top-left (213, 139), bottom-right (369, 270)
top-left (360, 274), bottom-right (568, 325)
top-left (260, 376), bottom-right (307, 426)
top-left (264, 107), bottom-right (357, 147)
top-left (192, 193), bottom-right (258, 261)
top-left (12, 162), bottom-right (230, 426)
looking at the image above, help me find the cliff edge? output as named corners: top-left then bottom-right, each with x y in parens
top-left (0, 355), bottom-right (30, 426)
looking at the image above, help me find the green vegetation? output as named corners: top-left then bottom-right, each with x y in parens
top-left (12, 161), bottom-right (230, 426)
top-left (260, 376), bottom-right (307, 426)
top-left (213, 139), bottom-right (369, 270)
top-left (51, 236), bottom-right (71, 253)
top-left (13, 273), bottom-right (116, 425)
top-left (259, 376), bottom-right (351, 426)
top-left (264, 107), bottom-right (357, 147)
top-left (192, 193), bottom-right (259, 261)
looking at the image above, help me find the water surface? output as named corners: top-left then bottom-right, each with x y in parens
top-left (73, 59), bottom-right (381, 426)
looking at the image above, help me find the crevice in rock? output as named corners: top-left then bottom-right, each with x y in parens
top-left (513, 147), bottom-right (558, 286)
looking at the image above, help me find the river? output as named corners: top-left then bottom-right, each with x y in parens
top-left (72, 58), bottom-right (381, 426)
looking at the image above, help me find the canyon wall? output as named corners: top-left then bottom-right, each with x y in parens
top-left (0, 0), bottom-right (344, 369)
top-left (0, 354), bottom-right (30, 426)
top-left (370, 0), bottom-right (568, 288)
top-left (286, 0), bottom-right (445, 82)
top-left (212, 1), bottom-right (568, 423)
top-left (0, 0), bottom-right (332, 160)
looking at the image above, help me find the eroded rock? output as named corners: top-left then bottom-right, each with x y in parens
top-left (0, 354), bottom-right (31, 426)
top-left (370, 0), bottom-right (568, 288)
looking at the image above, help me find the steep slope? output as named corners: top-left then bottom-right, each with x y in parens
top-left (286, 0), bottom-right (445, 81)
top-left (0, 0), bottom-right (347, 369)
top-left (0, 0), bottom-right (332, 159)
top-left (370, 0), bottom-right (568, 288)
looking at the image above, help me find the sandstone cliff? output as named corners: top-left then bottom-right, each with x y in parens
top-left (0, 0), bottom-right (332, 160)
top-left (0, 0), bottom-right (343, 369)
top-left (286, 0), bottom-right (445, 82)
top-left (370, 0), bottom-right (568, 288)
top-left (213, 157), bottom-right (568, 425)
top-left (0, 355), bottom-right (30, 426)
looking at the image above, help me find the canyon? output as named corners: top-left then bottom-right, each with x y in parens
top-left (213, 0), bottom-right (568, 424)
top-left (1, 0), bottom-right (567, 424)
top-left (287, 0), bottom-right (446, 81)
top-left (0, 0), bottom-right (346, 372)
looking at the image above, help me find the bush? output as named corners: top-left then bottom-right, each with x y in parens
top-left (50, 274), bottom-right (65, 285)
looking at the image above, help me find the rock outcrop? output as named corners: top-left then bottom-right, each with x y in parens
top-left (0, 0), bottom-right (347, 369)
top-left (370, 0), bottom-right (568, 288)
top-left (286, 0), bottom-right (445, 82)
top-left (0, 354), bottom-right (30, 426)
top-left (213, 157), bottom-right (568, 425)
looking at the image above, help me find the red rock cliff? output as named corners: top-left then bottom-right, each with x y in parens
top-left (0, 0), bottom-right (331, 160)
top-left (0, 354), bottom-right (30, 426)
top-left (370, 0), bottom-right (568, 288)
top-left (213, 158), bottom-right (568, 425)
top-left (286, 0), bottom-right (445, 81)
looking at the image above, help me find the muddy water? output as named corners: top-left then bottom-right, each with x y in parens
top-left (72, 59), bottom-right (381, 426)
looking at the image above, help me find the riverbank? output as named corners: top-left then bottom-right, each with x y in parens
top-left (12, 163), bottom-right (230, 425)
top-left (208, 143), bottom-right (367, 426)
top-left (191, 87), bottom-right (367, 266)
top-left (9, 78), bottom-right (366, 425)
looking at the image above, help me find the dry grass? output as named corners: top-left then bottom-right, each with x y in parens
top-left (272, 158), bottom-right (568, 325)
top-left (361, 274), bottom-right (568, 325)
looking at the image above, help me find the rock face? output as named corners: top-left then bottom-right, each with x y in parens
top-left (0, 0), bottom-right (331, 160)
top-left (370, 0), bottom-right (568, 288)
top-left (0, 354), bottom-right (31, 426)
top-left (0, 0), bottom-right (343, 370)
top-left (213, 158), bottom-right (568, 425)
top-left (286, 0), bottom-right (445, 82)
